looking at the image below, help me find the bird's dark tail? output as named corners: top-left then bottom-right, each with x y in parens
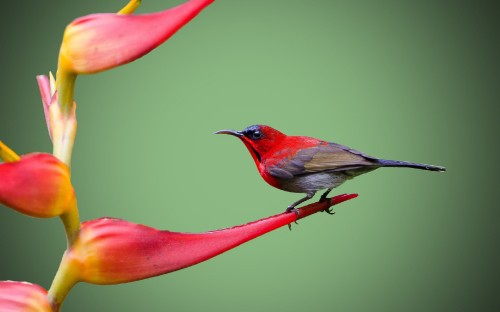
top-left (377, 159), bottom-right (446, 172)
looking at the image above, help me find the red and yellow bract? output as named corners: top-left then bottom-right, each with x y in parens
top-left (0, 153), bottom-right (76, 218)
top-left (57, 194), bottom-right (357, 285)
top-left (59, 0), bottom-right (214, 74)
top-left (0, 281), bottom-right (52, 312)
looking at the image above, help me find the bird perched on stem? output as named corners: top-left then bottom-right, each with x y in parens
top-left (216, 125), bottom-right (445, 214)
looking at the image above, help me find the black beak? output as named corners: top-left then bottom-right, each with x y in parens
top-left (214, 129), bottom-right (243, 137)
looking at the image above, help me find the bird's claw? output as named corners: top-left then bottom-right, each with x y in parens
top-left (285, 206), bottom-right (300, 231)
top-left (287, 221), bottom-right (299, 231)
top-left (319, 195), bottom-right (335, 214)
top-left (323, 207), bottom-right (336, 215)
top-left (285, 206), bottom-right (300, 217)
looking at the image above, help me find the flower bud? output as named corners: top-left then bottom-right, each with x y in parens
top-left (0, 153), bottom-right (76, 218)
top-left (0, 281), bottom-right (51, 311)
top-left (58, 0), bottom-right (214, 74)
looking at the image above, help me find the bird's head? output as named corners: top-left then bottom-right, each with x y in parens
top-left (215, 125), bottom-right (286, 163)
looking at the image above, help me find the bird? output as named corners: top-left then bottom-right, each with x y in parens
top-left (215, 124), bottom-right (446, 214)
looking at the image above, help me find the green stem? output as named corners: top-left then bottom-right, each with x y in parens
top-left (60, 204), bottom-right (81, 247)
top-left (48, 251), bottom-right (80, 312)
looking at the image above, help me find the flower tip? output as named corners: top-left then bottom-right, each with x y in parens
top-left (330, 193), bottom-right (358, 205)
top-left (36, 74), bottom-right (48, 81)
top-left (118, 0), bottom-right (143, 15)
top-left (0, 140), bottom-right (20, 162)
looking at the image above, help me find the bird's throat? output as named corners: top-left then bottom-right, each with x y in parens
top-left (241, 140), bottom-right (262, 163)
top-left (249, 145), bottom-right (261, 162)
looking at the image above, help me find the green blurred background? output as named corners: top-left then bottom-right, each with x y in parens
top-left (1, 0), bottom-right (498, 311)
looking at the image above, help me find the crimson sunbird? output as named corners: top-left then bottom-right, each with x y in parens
top-left (216, 125), bottom-right (445, 213)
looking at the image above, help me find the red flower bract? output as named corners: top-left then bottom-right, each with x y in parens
top-left (0, 281), bottom-right (51, 312)
top-left (61, 194), bottom-right (357, 285)
top-left (59, 0), bottom-right (214, 74)
top-left (0, 153), bottom-right (76, 218)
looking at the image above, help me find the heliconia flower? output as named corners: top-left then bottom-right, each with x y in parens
top-left (0, 153), bottom-right (76, 218)
top-left (0, 281), bottom-right (52, 312)
top-left (52, 0), bottom-right (213, 166)
top-left (58, 0), bottom-right (214, 75)
top-left (48, 194), bottom-right (357, 309)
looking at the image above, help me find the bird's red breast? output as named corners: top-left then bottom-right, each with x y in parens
top-left (258, 136), bottom-right (325, 189)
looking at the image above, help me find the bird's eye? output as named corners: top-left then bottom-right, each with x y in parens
top-left (242, 126), bottom-right (263, 140)
top-left (252, 130), bottom-right (262, 140)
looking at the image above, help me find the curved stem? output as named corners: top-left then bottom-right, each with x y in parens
top-left (60, 204), bottom-right (81, 247)
top-left (48, 251), bottom-right (80, 312)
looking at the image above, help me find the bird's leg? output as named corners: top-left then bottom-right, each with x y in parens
top-left (286, 192), bottom-right (315, 230)
top-left (319, 188), bottom-right (335, 215)
top-left (319, 188), bottom-right (333, 202)
top-left (286, 192), bottom-right (315, 215)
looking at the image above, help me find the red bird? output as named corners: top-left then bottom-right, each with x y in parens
top-left (216, 125), bottom-right (445, 213)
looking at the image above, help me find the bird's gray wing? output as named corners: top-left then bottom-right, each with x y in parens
top-left (267, 143), bottom-right (379, 179)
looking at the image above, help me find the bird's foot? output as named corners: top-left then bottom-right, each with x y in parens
top-left (319, 188), bottom-right (333, 204)
top-left (319, 194), bottom-right (335, 214)
top-left (285, 205), bottom-right (300, 217)
top-left (318, 193), bottom-right (328, 203)
top-left (285, 206), bottom-right (300, 231)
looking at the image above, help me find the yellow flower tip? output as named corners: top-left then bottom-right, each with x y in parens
top-left (0, 140), bottom-right (20, 162)
top-left (118, 0), bottom-right (142, 15)
top-left (49, 71), bottom-right (56, 96)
